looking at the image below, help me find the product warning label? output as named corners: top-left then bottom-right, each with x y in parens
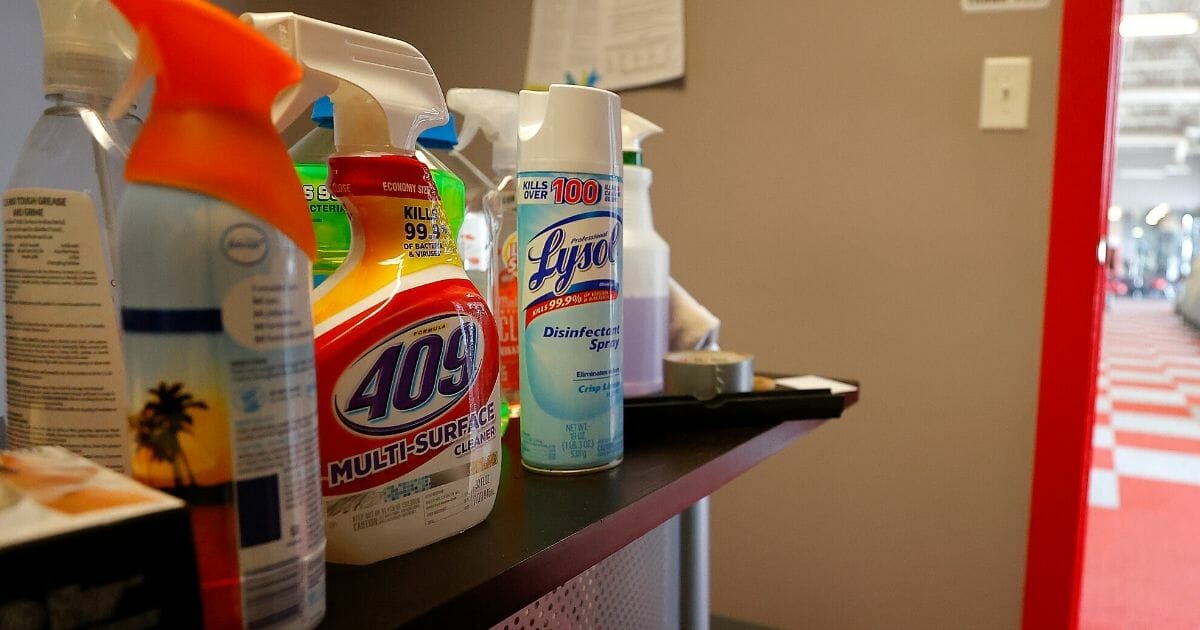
top-left (3, 188), bottom-right (129, 472)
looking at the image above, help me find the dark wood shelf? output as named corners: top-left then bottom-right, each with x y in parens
top-left (322, 386), bottom-right (859, 628)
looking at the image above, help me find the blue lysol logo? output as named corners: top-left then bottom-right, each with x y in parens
top-left (333, 313), bottom-right (483, 436)
top-left (526, 211), bottom-right (621, 301)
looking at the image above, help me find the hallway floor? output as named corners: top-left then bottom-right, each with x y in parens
top-left (1081, 299), bottom-right (1200, 629)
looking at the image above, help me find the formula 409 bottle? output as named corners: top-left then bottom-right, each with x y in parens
top-left (247, 12), bottom-right (501, 564)
top-left (518, 85), bottom-right (623, 474)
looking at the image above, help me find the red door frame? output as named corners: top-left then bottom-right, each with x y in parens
top-left (1022, 0), bottom-right (1122, 628)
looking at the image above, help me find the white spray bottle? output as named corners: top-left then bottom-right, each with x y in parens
top-left (245, 12), bottom-right (502, 564)
top-left (621, 110), bottom-right (669, 396)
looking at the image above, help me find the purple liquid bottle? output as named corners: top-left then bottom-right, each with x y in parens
top-left (620, 110), bottom-right (669, 396)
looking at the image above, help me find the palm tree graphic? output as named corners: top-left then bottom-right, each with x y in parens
top-left (130, 382), bottom-right (208, 487)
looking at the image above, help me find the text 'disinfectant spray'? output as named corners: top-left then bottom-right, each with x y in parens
top-left (517, 85), bottom-right (623, 474)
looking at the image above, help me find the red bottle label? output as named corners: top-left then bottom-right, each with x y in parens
top-left (316, 279), bottom-right (500, 497)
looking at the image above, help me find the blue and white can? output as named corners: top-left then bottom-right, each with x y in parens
top-left (518, 171), bottom-right (623, 473)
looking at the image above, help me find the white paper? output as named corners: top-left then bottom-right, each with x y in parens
top-left (525, 0), bottom-right (685, 91)
top-left (775, 375), bottom-right (858, 395)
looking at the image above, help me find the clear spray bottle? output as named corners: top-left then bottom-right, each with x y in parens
top-left (417, 117), bottom-right (498, 312)
top-left (447, 88), bottom-right (521, 418)
top-left (3, 0), bottom-right (140, 469)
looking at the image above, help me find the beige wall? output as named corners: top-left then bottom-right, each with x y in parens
top-left (247, 1), bottom-right (1064, 626)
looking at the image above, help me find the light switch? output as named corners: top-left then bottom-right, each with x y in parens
top-left (979, 56), bottom-right (1031, 130)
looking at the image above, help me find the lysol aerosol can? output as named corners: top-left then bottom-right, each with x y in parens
top-left (517, 85), bottom-right (623, 474)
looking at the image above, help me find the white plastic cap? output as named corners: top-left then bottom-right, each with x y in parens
top-left (518, 85), bottom-right (621, 175)
top-left (38, 0), bottom-right (136, 98)
top-left (621, 109), bottom-right (663, 155)
top-left (243, 12), bottom-right (447, 154)
top-left (446, 88), bottom-right (519, 176)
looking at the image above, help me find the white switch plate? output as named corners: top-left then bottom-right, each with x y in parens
top-left (962, 0), bottom-right (1050, 12)
top-left (979, 56), bottom-right (1031, 130)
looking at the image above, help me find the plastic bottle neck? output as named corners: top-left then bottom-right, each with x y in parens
top-left (335, 146), bottom-right (416, 159)
top-left (45, 91), bottom-right (114, 113)
top-left (623, 164), bottom-right (654, 230)
top-left (290, 126), bottom-right (335, 164)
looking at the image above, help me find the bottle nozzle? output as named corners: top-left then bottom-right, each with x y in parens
top-left (519, 85), bottom-right (621, 175)
top-left (621, 110), bottom-right (663, 166)
top-left (244, 12), bottom-right (448, 154)
top-left (106, 0), bottom-right (315, 260)
top-left (106, 29), bottom-right (155, 121)
top-left (447, 88), bottom-right (519, 175)
top-left (38, 0), bottom-right (136, 99)
top-left (457, 117), bottom-right (482, 150)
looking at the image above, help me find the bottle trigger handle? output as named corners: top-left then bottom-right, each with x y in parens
top-left (107, 30), bottom-right (158, 121)
top-left (457, 117), bottom-right (480, 150)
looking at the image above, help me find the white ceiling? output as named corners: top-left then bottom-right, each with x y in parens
top-left (1115, 0), bottom-right (1200, 198)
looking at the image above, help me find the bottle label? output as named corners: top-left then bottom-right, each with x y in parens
top-left (296, 163), bottom-right (350, 285)
top-left (317, 154), bottom-right (500, 561)
top-left (497, 232), bottom-right (520, 400)
top-left (119, 187), bottom-right (325, 629)
top-left (316, 279), bottom-right (501, 559)
top-left (3, 188), bottom-right (129, 473)
top-left (517, 172), bottom-right (623, 470)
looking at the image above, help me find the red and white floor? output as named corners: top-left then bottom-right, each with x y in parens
top-left (1081, 299), bottom-right (1200, 629)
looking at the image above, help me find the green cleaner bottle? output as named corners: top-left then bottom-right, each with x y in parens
top-left (292, 97), bottom-right (349, 287)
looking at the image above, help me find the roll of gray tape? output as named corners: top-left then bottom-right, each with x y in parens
top-left (662, 350), bottom-right (754, 399)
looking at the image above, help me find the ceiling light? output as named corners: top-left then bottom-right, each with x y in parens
top-left (1146, 203), bottom-right (1170, 226)
top-left (1116, 133), bottom-right (1188, 148)
top-left (1119, 168), bottom-right (1167, 180)
top-left (1109, 206), bottom-right (1123, 222)
top-left (1120, 13), bottom-right (1199, 38)
top-left (1133, 226), bottom-right (1145, 238)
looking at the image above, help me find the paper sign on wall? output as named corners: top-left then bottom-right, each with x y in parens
top-left (525, 0), bottom-right (685, 91)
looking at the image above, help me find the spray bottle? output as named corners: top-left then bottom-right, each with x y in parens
top-left (3, 0), bottom-right (139, 470)
top-left (292, 96), bottom-right (349, 286)
top-left (448, 88), bottom-right (520, 419)
top-left (419, 116), bottom-right (497, 311)
top-left (415, 116), bottom-right (466, 242)
top-left (246, 12), bottom-right (501, 564)
top-left (621, 110), bottom-right (669, 396)
top-left (108, 0), bottom-right (325, 627)
top-left (518, 85), bottom-right (623, 474)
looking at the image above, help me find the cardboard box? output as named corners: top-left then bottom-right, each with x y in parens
top-left (0, 446), bottom-right (202, 628)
